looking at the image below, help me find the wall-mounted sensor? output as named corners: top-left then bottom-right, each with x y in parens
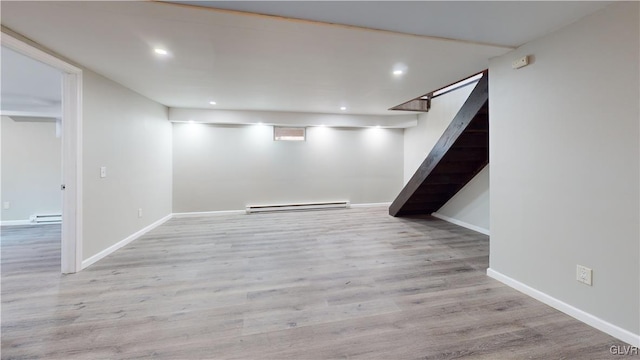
top-left (512, 55), bottom-right (529, 69)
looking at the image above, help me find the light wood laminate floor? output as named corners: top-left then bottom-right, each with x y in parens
top-left (1, 207), bottom-right (627, 359)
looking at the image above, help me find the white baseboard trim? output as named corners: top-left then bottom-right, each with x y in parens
top-left (431, 212), bottom-right (490, 235)
top-left (81, 213), bottom-right (172, 269)
top-left (0, 220), bottom-right (60, 226)
top-left (172, 204), bottom-right (391, 217)
top-left (172, 204), bottom-right (388, 217)
top-left (172, 210), bottom-right (246, 218)
top-left (487, 268), bottom-right (640, 347)
top-left (350, 202), bottom-right (392, 208)
top-left (1, 219), bottom-right (34, 226)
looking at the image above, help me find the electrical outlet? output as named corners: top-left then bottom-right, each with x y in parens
top-left (576, 265), bottom-right (592, 286)
top-left (3, 201), bottom-right (9, 209)
top-left (100, 166), bottom-right (107, 178)
top-left (138, 208), bottom-right (143, 218)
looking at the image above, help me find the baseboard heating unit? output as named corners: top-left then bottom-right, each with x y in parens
top-left (246, 201), bottom-right (350, 214)
top-left (29, 214), bottom-right (62, 224)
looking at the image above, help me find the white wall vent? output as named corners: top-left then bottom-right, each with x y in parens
top-left (29, 214), bottom-right (62, 224)
top-left (246, 201), bottom-right (350, 214)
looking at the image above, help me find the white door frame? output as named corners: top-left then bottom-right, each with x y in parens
top-left (2, 33), bottom-right (83, 273)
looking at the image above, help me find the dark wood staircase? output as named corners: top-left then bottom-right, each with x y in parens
top-left (389, 72), bottom-right (489, 217)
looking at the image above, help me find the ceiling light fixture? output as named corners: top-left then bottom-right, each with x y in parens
top-left (209, 101), bottom-right (217, 105)
top-left (188, 120), bottom-right (195, 124)
top-left (392, 63), bottom-right (408, 77)
top-left (340, 106), bottom-right (347, 111)
top-left (154, 48), bottom-right (169, 55)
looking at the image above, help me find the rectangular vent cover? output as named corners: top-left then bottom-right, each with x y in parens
top-left (29, 214), bottom-right (62, 224)
top-left (246, 201), bottom-right (350, 214)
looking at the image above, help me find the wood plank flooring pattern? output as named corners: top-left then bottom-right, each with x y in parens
top-left (1, 207), bottom-right (628, 359)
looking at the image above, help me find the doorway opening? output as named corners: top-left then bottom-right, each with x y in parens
top-left (1, 32), bottom-right (83, 274)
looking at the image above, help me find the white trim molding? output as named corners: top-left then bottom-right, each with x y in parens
top-left (1, 33), bottom-right (81, 73)
top-left (350, 202), bottom-right (392, 208)
top-left (0, 110), bottom-right (62, 118)
top-left (172, 210), bottom-right (246, 218)
top-left (61, 71), bottom-right (83, 274)
top-left (81, 214), bottom-right (172, 269)
top-left (173, 204), bottom-right (392, 217)
top-left (1, 220), bottom-right (33, 226)
top-left (487, 268), bottom-right (640, 347)
top-left (431, 212), bottom-right (490, 235)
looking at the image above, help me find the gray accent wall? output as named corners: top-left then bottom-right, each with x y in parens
top-left (82, 70), bottom-right (173, 260)
top-left (1, 116), bottom-right (61, 221)
top-left (489, 2), bottom-right (639, 335)
top-left (172, 123), bottom-right (404, 212)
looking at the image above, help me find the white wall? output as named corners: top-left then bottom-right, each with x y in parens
top-left (403, 85), bottom-right (474, 184)
top-left (489, 1), bottom-right (639, 339)
top-left (1, 116), bottom-right (61, 221)
top-left (82, 70), bottom-right (172, 260)
top-left (172, 123), bottom-right (403, 212)
top-left (435, 165), bottom-right (489, 233)
top-left (403, 84), bottom-right (490, 232)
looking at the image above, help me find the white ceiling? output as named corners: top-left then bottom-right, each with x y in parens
top-left (1, 1), bottom-right (611, 116)
top-left (1, 46), bottom-right (62, 117)
top-left (171, 1), bottom-right (613, 48)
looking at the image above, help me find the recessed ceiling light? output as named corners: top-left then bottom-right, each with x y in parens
top-left (392, 63), bottom-right (408, 77)
top-left (154, 48), bottom-right (168, 55)
top-left (209, 101), bottom-right (217, 105)
top-left (340, 106), bottom-right (347, 111)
